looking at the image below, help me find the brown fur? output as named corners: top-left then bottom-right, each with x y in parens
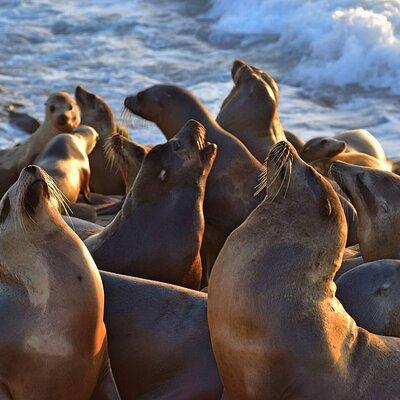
top-left (209, 141), bottom-right (400, 399)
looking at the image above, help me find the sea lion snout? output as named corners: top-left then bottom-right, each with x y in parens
top-left (124, 95), bottom-right (138, 112)
top-left (24, 164), bottom-right (38, 174)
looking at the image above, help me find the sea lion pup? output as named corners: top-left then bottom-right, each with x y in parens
top-left (101, 271), bottom-right (222, 399)
top-left (216, 59), bottom-right (286, 163)
top-left (104, 132), bottom-right (151, 193)
top-left (301, 129), bottom-right (387, 163)
top-left (0, 92), bottom-right (80, 197)
top-left (208, 141), bottom-right (400, 399)
top-left (0, 165), bottom-right (120, 399)
top-left (331, 162), bottom-right (400, 262)
top-left (85, 120), bottom-right (217, 290)
top-left (34, 125), bottom-right (99, 203)
top-left (125, 84), bottom-right (264, 274)
top-left (75, 85), bottom-right (125, 195)
top-left (336, 260), bottom-right (400, 338)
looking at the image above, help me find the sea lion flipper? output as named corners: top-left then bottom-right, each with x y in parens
top-left (90, 360), bottom-right (121, 400)
top-left (0, 386), bottom-right (12, 400)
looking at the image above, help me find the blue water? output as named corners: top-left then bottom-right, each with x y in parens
top-left (1, 0), bottom-right (399, 155)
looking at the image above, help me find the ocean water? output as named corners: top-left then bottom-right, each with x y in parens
top-left (1, 0), bottom-right (399, 156)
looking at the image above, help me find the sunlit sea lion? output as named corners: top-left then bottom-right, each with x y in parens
top-left (75, 85), bottom-right (125, 195)
top-left (209, 141), bottom-right (400, 399)
top-left (216, 60), bottom-right (286, 162)
top-left (0, 165), bottom-right (119, 399)
top-left (35, 125), bottom-right (99, 203)
top-left (86, 120), bottom-right (217, 290)
top-left (124, 84), bottom-right (264, 275)
top-left (0, 92), bottom-right (80, 197)
top-left (331, 162), bottom-right (400, 261)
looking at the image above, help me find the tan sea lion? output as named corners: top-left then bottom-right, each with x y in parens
top-left (0, 165), bottom-right (119, 399)
top-left (310, 151), bottom-right (392, 175)
top-left (124, 84), bottom-right (264, 275)
top-left (86, 120), bottom-right (217, 290)
top-left (331, 162), bottom-right (400, 261)
top-left (216, 60), bottom-right (286, 163)
top-left (75, 85), bottom-right (125, 195)
top-left (301, 129), bottom-right (387, 163)
top-left (209, 141), bottom-right (400, 399)
top-left (0, 92), bottom-right (80, 197)
top-left (34, 125), bottom-right (99, 203)
top-left (102, 271), bottom-right (222, 399)
top-left (336, 260), bottom-right (400, 338)
top-left (104, 132), bottom-right (151, 193)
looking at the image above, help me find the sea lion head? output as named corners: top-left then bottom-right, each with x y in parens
top-left (0, 165), bottom-right (66, 244)
top-left (330, 162), bottom-right (400, 260)
top-left (45, 92), bottom-right (80, 132)
top-left (124, 85), bottom-right (206, 139)
top-left (75, 86), bottom-right (117, 139)
top-left (300, 137), bottom-right (347, 162)
top-left (104, 133), bottom-right (150, 192)
top-left (133, 119), bottom-right (217, 200)
top-left (73, 125), bottom-right (99, 155)
top-left (217, 60), bottom-right (279, 136)
top-left (257, 141), bottom-right (347, 270)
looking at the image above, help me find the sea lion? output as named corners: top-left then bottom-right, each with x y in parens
top-left (102, 271), bottom-right (222, 399)
top-left (331, 162), bottom-right (400, 261)
top-left (336, 260), bottom-right (400, 337)
top-left (34, 125), bottom-right (99, 203)
top-left (284, 130), bottom-right (304, 153)
top-left (7, 105), bottom-right (40, 134)
top-left (216, 60), bottom-right (286, 163)
top-left (63, 216), bottom-right (104, 241)
top-left (124, 84), bottom-right (264, 275)
top-left (310, 151), bottom-right (391, 175)
top-left (104, 132), bottom-right (151, 193)
top-left (208, 141), bottom-right (400, 399)
top-left (86, 120), bottom-right (217, 290)
top-left (75, 85), bottom-right (125, 195)
top-left (0, 92), bottom-right (80, 197)
top-left (301, 129), bottom-right (387, 162)
top-left (0, 165), bottom-right (119, 399)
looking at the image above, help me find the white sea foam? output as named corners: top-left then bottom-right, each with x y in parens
top-left (207, 1), bottom-right (400, 94)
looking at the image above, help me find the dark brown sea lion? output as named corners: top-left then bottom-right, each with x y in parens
top-left (85, 120), bottom-right (217, 290)
top-left (284, 130), bottom-right (304, 153)
top-left (209, 141), bottom-right (400, 399)
top-left (124, 84), bottom-right (264, 274)
top-left (75, 85), bottom-right (125, 195)
top-left (331, 162), bottom-right (400, 261)
top-left (7, 106), bottom-right (40, 134)
top-left (0, 92), bottom-right (80, 197)
top-left (34, 125), bottom-right (99, 203)
top-left (301, 129), bottom-right (387, 162)
top-left (0, 165), bottom-right (119, 399)
top-left (102, 271), bottom-right (222, 399)
top-left (104, 132), bottom-right (151, 193)
top-left (337, 260), bottom-right (400, 337)
top-left (216, 60), bottom-right (286, 163)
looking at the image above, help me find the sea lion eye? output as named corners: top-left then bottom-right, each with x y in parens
top-left (0, 197), bottom-right (10, 224)
top-left (49, 105), bottom-right (55, 113)
top-left (320, 139), bottom-right (328, 145)
top-left (173, 140), bottom-right (182, 151)
top-left (68, 104), bottom-right (73, 111)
